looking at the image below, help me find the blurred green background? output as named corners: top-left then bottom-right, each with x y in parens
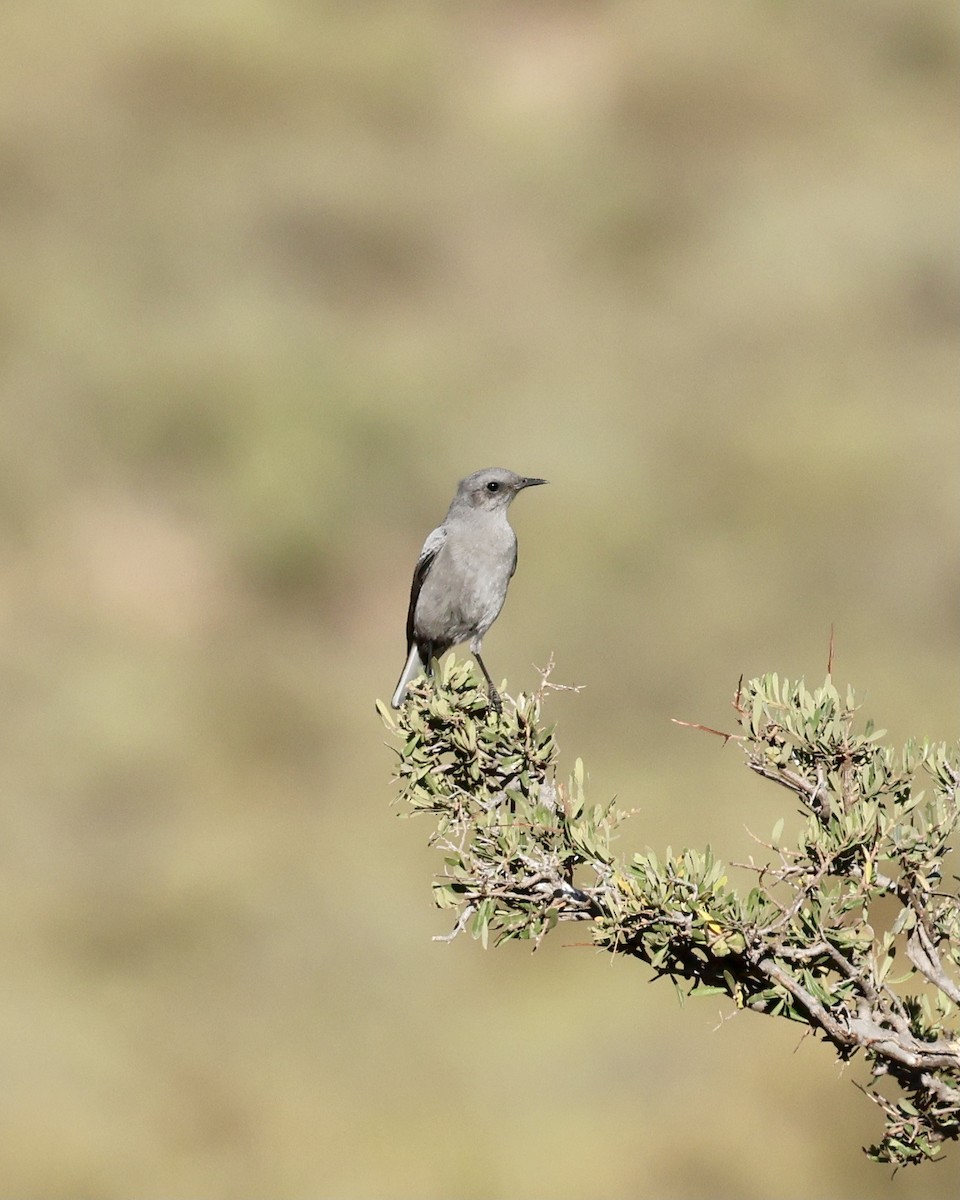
top-left (0, 1), bottom-right (956, 1196)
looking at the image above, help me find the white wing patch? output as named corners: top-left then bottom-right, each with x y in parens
top-left (417, 524), bottom-right (447, 566)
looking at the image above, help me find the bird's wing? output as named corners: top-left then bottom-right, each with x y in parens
top-left (405, 525), bottom-right (447, 650)
top-left (506, 530), bottom-right (520, 576)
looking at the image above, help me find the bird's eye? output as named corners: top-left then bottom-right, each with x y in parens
top-left (485, 480), bottom-right (500, 493)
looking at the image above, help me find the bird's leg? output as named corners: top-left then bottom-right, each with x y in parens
top-left (473, 651), bottom-right (502, 714)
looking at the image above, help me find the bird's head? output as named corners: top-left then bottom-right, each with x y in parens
top-left (456, 468), bottom-right (548, 513)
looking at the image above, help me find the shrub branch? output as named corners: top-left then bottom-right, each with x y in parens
top-left (379, 659), bottom-right (960, 1167)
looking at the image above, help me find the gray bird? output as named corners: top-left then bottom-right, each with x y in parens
top-left (391, 467), bottom-right (548, 713)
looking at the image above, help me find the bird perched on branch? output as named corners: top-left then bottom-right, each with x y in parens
top-left (391, 467), bottom-right (548, 713)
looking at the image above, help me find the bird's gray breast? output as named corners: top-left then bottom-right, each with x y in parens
top-left (413, 514), bottom-right (517, 645)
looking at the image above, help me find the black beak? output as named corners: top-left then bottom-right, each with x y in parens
top-left (519, 477), bottom-right (548, 488)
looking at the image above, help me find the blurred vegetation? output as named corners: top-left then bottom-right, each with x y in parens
top-left (0, 1), bottom-right (956, 1197)
top-left (385, 662), bottom-right (960, 1169)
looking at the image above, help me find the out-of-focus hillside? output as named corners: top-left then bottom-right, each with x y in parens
top-left (0, 2), bottom-right (956, 1197)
